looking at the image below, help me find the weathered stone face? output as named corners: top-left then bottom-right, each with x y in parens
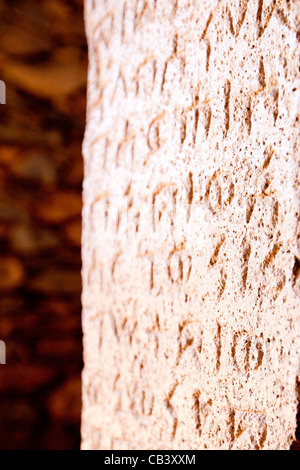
top-left (82, 0), bottom-right (299, 450)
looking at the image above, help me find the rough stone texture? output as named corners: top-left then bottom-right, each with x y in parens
top-left (0, 0), bottom-right (86, 450)
top-left (82, 0), bottom-right (300, 450)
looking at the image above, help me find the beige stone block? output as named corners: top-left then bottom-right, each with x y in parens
top-left (82, 0), bottom-right (299, 450)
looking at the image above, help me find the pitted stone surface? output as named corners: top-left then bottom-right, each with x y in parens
top-left (82, 0), bottom-right (299, 450)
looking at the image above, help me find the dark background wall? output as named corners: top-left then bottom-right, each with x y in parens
top-left (0, 0), bottom-right (86, 449)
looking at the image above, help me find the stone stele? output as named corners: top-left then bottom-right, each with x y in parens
top-left (81, 0), bottom-right (300, 450)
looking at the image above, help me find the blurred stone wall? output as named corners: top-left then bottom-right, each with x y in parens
top-left (0, 0), bottom-right (86, 449)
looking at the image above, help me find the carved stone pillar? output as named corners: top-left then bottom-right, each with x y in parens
top-left (82, 0), bottom-right (299, 450)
